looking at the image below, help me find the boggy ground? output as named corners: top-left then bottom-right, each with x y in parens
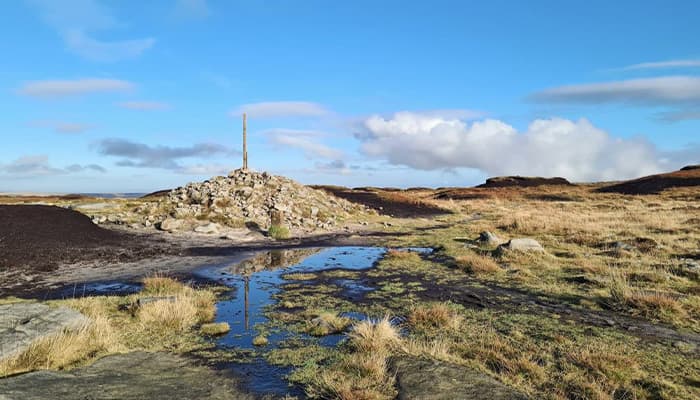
top-left (0, 181), bottom-right (699, 399)
top-left (257, 184), bottom-right (699, 399)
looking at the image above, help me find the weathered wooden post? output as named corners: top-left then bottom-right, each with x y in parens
top-left (242, 113), bottom-right (248, 170)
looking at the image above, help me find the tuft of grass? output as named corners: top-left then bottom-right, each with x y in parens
top-left (456, 252), bottom-right (501, 274)
top-left (306, 317), bottom-right (401, 400)
top-left (608, 271), bottom-right (686, 321)
top-left (268, 224), bottom-right (290, 240)
top-left (348, 317), bottom-right (400, 353)
top-left (200, 322), bottom-right (230, 336)
top-left (0, 316), bottom-right (119, 376)
top-left (141, 276), bottom-right (187, 295)
top-left (253, 334), bottom-right (269, 346)
top-left (408, 302), bottom-right (462, 331)
top-left (306, 312), bottom-right (352, 336)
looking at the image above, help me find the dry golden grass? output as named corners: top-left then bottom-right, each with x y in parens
top-left (200, 322), bottom-right (230, 336)
top-left (0, 277), bottom-right (218, 377)
top-left (306, 312), bottom-right (351, 336)
top-left (385, 249), bottom-right (422, 262)
top-left (253, 334), bottom-right (269, 346)
top-left (407, 302), bottom-right (462, 331)
top-left (307, 317), bottom-right (401, 400)
top-left (455, 252), bottom-right (501, 274)
top-left (348, 316), bottom-right (401, 353)
top-left (0, 316), bottom-right (119, 376)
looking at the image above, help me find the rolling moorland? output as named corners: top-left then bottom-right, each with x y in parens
top-left (0, 166), bottom-right (698, 400)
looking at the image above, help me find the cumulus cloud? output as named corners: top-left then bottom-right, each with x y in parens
top-left (530, 76), bottom-right (700, 105)
top-left (616, 59), bottom-right (700, 71)
top-left (95, 138), bottom-right (238, 170)
top-left (28, 0), bottom-right (155, 62)
top-left (233, 101), bottom-right (329, 118)
top-left (265, 129), bottom-right (345, 160)
top-left (19, 78), bottom-right (133, 98)
top-left (0, 155), bottom-right (105, 176)
top-left (117, 101), bottom-right (170, 111)
top-left (356, 112), bottom-right (690, 182)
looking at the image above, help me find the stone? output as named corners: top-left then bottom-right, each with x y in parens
top-left (675, 259), bottom-right (700, 280)
top-left (0, 303), bottom-right (89, 361)
top-left (497, 238), bottom-right (544, 254)
top-left (478, 231), bottom-right (504, 246)
top-left (390, 356), bottom-right (527, 400)
top-left (0, 352), bottom-right (252, 400)
top-left (194, 222), bottom-right (221, 234)
top-left (158, 218), bottom-right (184, 232)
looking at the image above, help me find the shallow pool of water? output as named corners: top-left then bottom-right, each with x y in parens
top-left (195, 246), bottom-right (430, 397)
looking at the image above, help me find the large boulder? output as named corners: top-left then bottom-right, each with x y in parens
top-left (194, 222), bottom-right (221, 234)
top-left (0, 352), bottom-right (252, 399)
top-left (390, 356), bottom-right (527, 400)
top-left (158, 218), bottom-right (185, 232)
top-left (0, 303), bottom-right (88, 361)
top-left (497, 238), bottom-right (544, 254)
top-left (478, 231), bottom-right (504, 246)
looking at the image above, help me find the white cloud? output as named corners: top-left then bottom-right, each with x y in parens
top-left (530, 76), bottom-right (700, 105)
top-left (174, 0), bottom-right (210, 19)
top-left (0, 155), bottom-right (105, 176)
top-left (117, 101), bottom-right (170, 111)
top-left (28, 0), bottom-right (155, 62)
top-left (265, 129), bottom-right (345, 160)
top-left (233, 101), bottom-right (329, 118)
top-left (357, 112), bottom-right (686, 182)
top-left (19, 78), bottom-right (133, 98)
top-left (616, 59), bottom-right (700, 71)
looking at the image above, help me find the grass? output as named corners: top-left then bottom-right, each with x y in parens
top-left (306, 317), bottom-right (401, 400)
top-left (455, 252), bottom-right (501, 274)
top-left (200, 322), bottom-right (231, 336)
top-left (268, 224), bottom-right (290, 240)
top-left (0, 277), bottom-right (219, 377)
top-left (306, 312), bottom-right (352, 336)
top-left (407, 302), bottom-right (462, 331)
top-left (253, 334), bottom-right (269, 346)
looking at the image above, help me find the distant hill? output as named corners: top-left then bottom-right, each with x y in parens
top-left (597, 166), bottom-right (700, 194)
top-left (476, 176), bottom-right (572, 188)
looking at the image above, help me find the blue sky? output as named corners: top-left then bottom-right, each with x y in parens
top-left (0, 0), bottom-right (698, 193)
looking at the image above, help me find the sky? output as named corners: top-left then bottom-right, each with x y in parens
top-left (0, 0), bottom-right (699, 193)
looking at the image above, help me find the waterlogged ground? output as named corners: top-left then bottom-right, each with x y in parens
top-left (194, 246), bottom-right (429, 396)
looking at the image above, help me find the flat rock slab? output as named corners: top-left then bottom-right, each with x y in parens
top-left (391, 356), bottom-right (528, 400)
top-left (0, 352), bottom-right (253, 400)
top-left (0, 303), bottom-right (88, 360)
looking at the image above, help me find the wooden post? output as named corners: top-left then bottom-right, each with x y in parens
top-left (242, 113), bottom-right (248, 170)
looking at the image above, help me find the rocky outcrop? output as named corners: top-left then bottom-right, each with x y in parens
top-left (0, 303), bottom-right (88, 360)
top-left (390, 356), bottom-right (527, 400)
top-left (94, 169), bottom-right (366, 233)
top-left (477, 176), bottom-right (572, 188)
top-left (0, 351), bottom-right (252, 399)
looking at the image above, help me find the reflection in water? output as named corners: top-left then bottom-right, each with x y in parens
top-left (194, 246), bottom-right (430, 397)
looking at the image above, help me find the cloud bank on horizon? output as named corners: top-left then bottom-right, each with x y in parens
top-left (357, 112), bottom-right (688, 182)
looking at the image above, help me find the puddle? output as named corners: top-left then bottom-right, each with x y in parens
top-left (194, 246), bottom-right (430, 397)
top-left (43, 281), bottom-right (142, 300)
